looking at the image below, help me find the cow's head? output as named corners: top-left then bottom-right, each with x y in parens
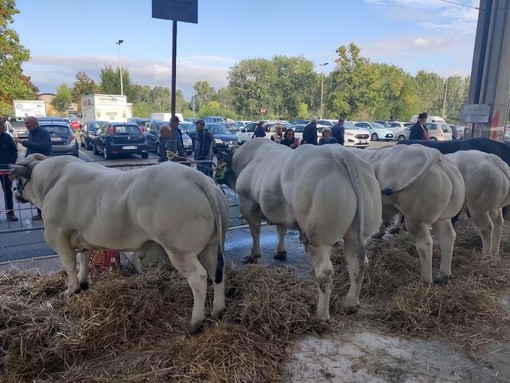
top-left (9, 154), bottom-right (47, 203)
top-left (215, 148), bottom-right (236, 189)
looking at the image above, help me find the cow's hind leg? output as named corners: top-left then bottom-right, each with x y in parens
top-left (431, 219), bottom-right (455, 283)
top-left (406, 221), bottom-right (433, 284)
top-left (77, 250), bottom-right (94, 290)
top-left (274, 224), bottom-right (287, 260)
top-left (240, 202), bottom-right (263, 263)
top-left (198, 244), bottom-right (225, 319)
top-left (307, 243), bottom-right (334, 322)
top-left (489, 208), bottom-right (504, 255)
top-left (343, 231), bottom-right (368, 313)
top-left (165, 249), bottom-right (208, 333)
top-left (470, 209), bottom-right (494, 256)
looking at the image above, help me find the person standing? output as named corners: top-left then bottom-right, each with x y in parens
top-left (193, 119), bottom-right (215, 177)
top-left (280, 128), bottom-right (299, 149)
top-left (270, 123), bottom-right (284, 143)
top-left (302, 116), bottom-right (318, 145)
top-left (331, 116), bottom-right (346, 145)
top-left (0, 120), bottom-right (18, 221)
top-left (319, 127), bottom-right (338, 145)
top-left (16, 116), bottom-right (52, 220)
top-left (157, 120), bottom-right (186, 163)
top-left (253, 121), bottom-right (266, 138)
top-left (409, 112), bottom-right (430, 140)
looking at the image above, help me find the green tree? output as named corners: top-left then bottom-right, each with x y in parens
top-left (71, 72), bottom-right (99, 106)
top-left (99, 65), bottom-right (135, 100)
top-left (414, 70), bottom-right (444, 116)
top-left (0, 0), bottom-right (38, 115)
top-left (193, 81), bottom-right (217, 112)
top-left (51, 83), bottom-right (72, 114)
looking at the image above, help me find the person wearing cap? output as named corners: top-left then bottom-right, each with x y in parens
top-left (0, 119), bottom-right (18, 221)
top-left (193, 119), bottom-right (215, 177)
top-left (302, 115), bottom-right (318, 145)
top-left (331, 116), bottom-right (345, 145)
top-left (157, 117), bottom-right (186, 163)
top-left (409, 112), bottom-right (430, 140)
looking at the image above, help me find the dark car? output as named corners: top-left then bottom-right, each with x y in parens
top-left (81, 120), bottom-right (107, 150)
top-left (187, 123), bottom-right (238, 154)
top-left (37, 117), bottom-right (79, 157)
top-left (144, 120), bottom-right (193, 155)
top-left (93, 122), bottom-right (149, 159)
top-left (130, 117), bottom-right (151, 132)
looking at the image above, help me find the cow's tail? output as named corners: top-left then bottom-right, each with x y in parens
top-left (381, 149), bottom-right (441, 196)
top-left (193, 173), bottom-right (226, 284)
top-left (334, 150), bottom-right (367, 266)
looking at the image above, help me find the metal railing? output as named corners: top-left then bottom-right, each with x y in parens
top-left (0, 162), bottom-right (241, 235)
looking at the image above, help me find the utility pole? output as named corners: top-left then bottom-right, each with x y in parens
top-left (116, 40), bottom-right (124, 96)
top-left (319, 62), bottom-right (329, 118)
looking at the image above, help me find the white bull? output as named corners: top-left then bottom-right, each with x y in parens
top-left (217, 139), bottom-right (382, 322)
top-left (444, 150), bottom-right (510, 255)
top-left (352, 145), bottom-right (465, 284)
top-left (10, 154), bottom-right (229, 332)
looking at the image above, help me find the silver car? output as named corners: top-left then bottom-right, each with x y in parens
top-left (354, 121), bottom-right (394, 141)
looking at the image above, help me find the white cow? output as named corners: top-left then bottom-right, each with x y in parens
top-left (352, 145), bottom-right (465, 284)
top-left (444, 150), bottom-right (510, 255)
top-left (217, 139), bottom-right (382, 322)
top-left (10, 154), bottom-right (229, 332)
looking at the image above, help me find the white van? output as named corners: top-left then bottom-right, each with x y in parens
top-left (149, 112), bottom-right (184, 122)
top-left (410, 115), bottom-right (446, 124)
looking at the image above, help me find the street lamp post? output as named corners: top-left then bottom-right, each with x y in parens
top-left (442, 77), bottom-right (449, 119)
top-left (116, 40), bottom-right (124, 96)
top-left (319, 62), bottom-right (329, 118)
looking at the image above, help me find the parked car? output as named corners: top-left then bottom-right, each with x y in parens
top-left (130, 117), bottom-right (151, 132)
top-left (384, 121), bottom-right (413, 141)
top-left (354, 121), bottom-right (394, 141)
top-left (235, 121), bottom-right (264, 143)
top-left (449, 124), bottom-right (465, 139)
top-left (204, 116), bottom-right (227, 124)
top-left (144, 120), bottom-right (193, 155)
top-left (93, 122), bottom-right (149, 159)
top-left (424, 122), bottom-right (452, 141)
top-left (81, 120), bottom-right (107, 150)
top-left (317, 119), bottom-right (337, 127)
top-left (9, 117), bottom-right (29, 138)
top-left (37, 117), bottom-right (79, 157)
top-left (343, 121), bottom-right (370, 148)
top-left (187, 123), bottom-right (238, 154)
top-left (69, 118), bottom-right (81, 132)
top-left (233, 120), bottom-right (251, 132)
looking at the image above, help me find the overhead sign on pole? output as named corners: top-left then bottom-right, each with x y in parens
top-left (152, 0), bottom-right (198, 23)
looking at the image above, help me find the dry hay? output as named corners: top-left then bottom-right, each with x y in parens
top-left (1, 217), bottom-right (510, 382)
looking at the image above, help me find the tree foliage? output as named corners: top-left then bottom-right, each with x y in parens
top-left (0, 0), bottom-right (38, 115)
top-left (51, 83), bottom-right (72, 114)
top-left (72, 72), bottom-right (99, 107)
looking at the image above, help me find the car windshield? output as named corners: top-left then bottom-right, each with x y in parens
top-left (208, 124), bottom-right (231, 135)
top-left (294, 125), bottom-right (305, 133)
top-left (179, 122), bottom-right (193, 132)
top-left (115, 125), bottom-right (141, 135)
top-left (372, 122), bottom-right (386, 129)
top-left (42, 125), bottom-right (70, 135)
top-left (344, 121), bottom-right (357, 130)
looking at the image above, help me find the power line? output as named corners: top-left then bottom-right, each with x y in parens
top-left (439, 0), bottom-right (479, 10)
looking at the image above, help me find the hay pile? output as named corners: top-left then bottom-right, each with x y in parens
top-left (1, 217), bottom-right (510, 382)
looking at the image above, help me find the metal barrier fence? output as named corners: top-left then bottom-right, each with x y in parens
top-left (0, 161), bottom-right (242, 235)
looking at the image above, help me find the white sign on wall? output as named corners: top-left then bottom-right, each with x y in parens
top-left (461, 104), bottom-right (491, 123)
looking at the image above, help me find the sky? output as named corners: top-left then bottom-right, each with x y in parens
top-left (13, 0), bottom-right (480, 99)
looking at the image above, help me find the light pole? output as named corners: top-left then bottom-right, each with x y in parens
top-left (319, 62), bottom-right (329, 118)
top-left (442, 77), bottom-right (449, 119)
top-left (116, 39), bottom-right (124, 96)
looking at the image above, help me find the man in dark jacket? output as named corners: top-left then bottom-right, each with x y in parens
top-left (0, 120), bottom-right (18, 221)
top-left (194, 119), bottom-right (215, 177)
top-left (409, 112), bottom-right (430, 140)
top-left (157, 122), bottom-right (186, 163)
top-left (16, 116), bottom-right (52, 220)
top-left (253, 121), bottom-right (266, 138)
top-left (302, 115), bottom-right (318, 145)
top-left (331, 116), bottom-right (346, 145)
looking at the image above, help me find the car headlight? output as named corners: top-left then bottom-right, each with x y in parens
top-left (184, 139), bottom-right (192, 146)
top-left (215, 138), bottom-right (223, 144)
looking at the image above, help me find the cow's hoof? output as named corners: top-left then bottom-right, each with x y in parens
top-left (210, 308), bottom-right (225, 320)
top-left (274, 251), bottom-right (287, 261)
top-left (343, 304), bottom-right (360, 315)
top-left (243, 254), bottom-right (260, 264)
top-left (80, 281), bottom-right (89, 291)
top-left (434, 275), bottom-right (452, 285)
top-left (187, 320), bottom-right (206, 335)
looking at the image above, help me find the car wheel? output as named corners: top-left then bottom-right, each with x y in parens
top-left (93, 142), bottom-right (99, 155)
top-left (371, 133), bottom-right (378, 141)
top-left (430, 137), bottom-right (437, 141)
top-left (155, 143), bottom-right (160, 156)
top-left (104, 147), bottom-right (112, 160)
top-left (398, 135), bottom-right (406, 141)
top-left (86, 139), bottom-right (92, 150)
top-left (141, 152), bottom-right (149, 159)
